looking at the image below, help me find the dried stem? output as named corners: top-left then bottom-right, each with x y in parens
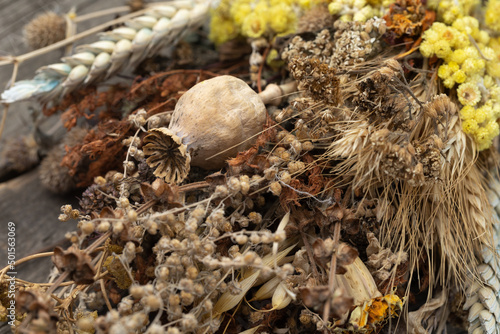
top-left (323, 222), bottom-right (341, 331)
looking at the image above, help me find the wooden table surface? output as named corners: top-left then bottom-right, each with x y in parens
top-left (0, 1), bottom-right (131, 332)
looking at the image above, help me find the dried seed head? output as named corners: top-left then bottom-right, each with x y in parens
top-left (24, 12), bottom-right (66, 50)
top-left (302, 141), bottom-right (314, 151)
top-left (40, 147), bottom-right (76, 193)
top-left (143, 128), bottom-right (191, 184)
top-left (144, 76), bottom-right (266, 184)
top-left (269, 181), bottom-right (282, 196)
top-left (424, 94), bottom-right (458, 118)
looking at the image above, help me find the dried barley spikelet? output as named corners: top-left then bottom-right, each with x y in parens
top-left (143, 75), bottom-right (267, 183)
top-left (23, 11), bottom-right (66, 50)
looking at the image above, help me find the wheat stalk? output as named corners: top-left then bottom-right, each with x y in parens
top-left (462, 175), bottom-right (500, 334)
top-left (0, 0), bottom-right (211, 104)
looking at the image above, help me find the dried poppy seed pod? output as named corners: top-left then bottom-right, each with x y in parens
top-left (143, 75), bottom-right (267, 183)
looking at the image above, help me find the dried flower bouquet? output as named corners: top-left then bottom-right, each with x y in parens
top-left (1, 0), bottom-right (500, 333)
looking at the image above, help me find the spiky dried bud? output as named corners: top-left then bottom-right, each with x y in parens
top-left (23, 12), bottom-right (66, 50)
top-left (40, 147), bottom-right (76, 194)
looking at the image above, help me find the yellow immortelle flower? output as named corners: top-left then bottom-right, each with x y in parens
top-left (457, 82), bottom-right (482, 106)
top-left (460, 105), bottom-right (475, 120)
top-left (242, 12), bottom-right (267, 38)
top-left (486, 0), bottom-right (500, 32)
top-left (462, 118), bottom-right (479, 134)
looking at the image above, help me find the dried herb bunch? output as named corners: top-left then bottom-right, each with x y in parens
top-left (3, 1), bottom-right (500, 334)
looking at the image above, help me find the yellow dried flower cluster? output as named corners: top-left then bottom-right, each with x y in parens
top-left (427, 0), bottom-right (479, 24)
top-left (485, 0), bottom-right (500, 32)
top-left (209, 0), bottom-right (316, 45)
top-left (328, 0), bottom-right (394, 22)
top-left (420, 13), bottom-right (500, 150)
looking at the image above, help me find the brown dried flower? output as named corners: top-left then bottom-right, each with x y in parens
top-left (52, 246), bottom-right (96, 284)
top-left (23, 11), bottom-right (66, 50)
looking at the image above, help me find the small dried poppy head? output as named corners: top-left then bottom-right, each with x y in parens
top-left (143, 128), bottom-right (191, 184)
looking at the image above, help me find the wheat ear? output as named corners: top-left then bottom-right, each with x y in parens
top-left (0, 0), bottom-right (211, 104)
top-left (462, 175), bottom-right (500, 334)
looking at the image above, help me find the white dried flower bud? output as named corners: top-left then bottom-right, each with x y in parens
top-left (157, 237), bottom-right (170, 251)
top-left (243, 251), bottom-right (257, 264)
top-left (79, 221), bottom-right (95, 235)
top-left (156, 266), bottom-right (169, 281)
top-left (214, 185), bottom-right (229, 198)
top-left (268, 155), bottom-right (281, 166)
top-left (269, 181), bottom-right (282, 196)
top-left (228, 245), bottom-right (240, 257)
top-left (123, 241), bottom-right (136, 263)
top-left (239, 217), bottom-right (250, 227)
top-left (228, 177), bottom-right (241, 194)
top-left (146, 324), bottom-right (165, 334)
top-left (141, 295), bottom-right (161, 311)
top-left (166, 327), bottom-right (180, 334)
top-left (273, 230), bottom-right (287, 242)
top-left (302, 141), bottom-right (314, 151)
top-left (290, 140), bottom-right (302, 154)
top-left (288, 161), bottom-right (305, 174)
top-left (235, 234), bottom-right (248, 245)
top-left (127, 209), bottom-right (138, 222)
top-left (76, 315), bottom-right (95, 332)
top-left (181, 313), bottom-right (198, 332)
top-left (264, 167), bottom-right (278, 180)
top-left (282, 263), bottom-right (294, 275)
top-left (261, 231), bottom-right (273, 244)
top-left (130, 285), bottom-right (146, 299)
top-left (112, 173), bottom-right (124, 183)
top-left (118, 196), bottom-right (130, 208)
top-left (58, 213), bottom-right (70, 222)
top-left (118, 297), bottom-right (133, 315)
top-left (190, 205), bottom-right (205, 222)
top-left (248, 212), bottom-right (262, 225)
top-left (280, 171), bottom-right (292, 184)
top-left (97, 221), bottom-right (111, 233)
top-left (185, 218), bottom-right (198, 233)
top-left (94, 176), bottom-right (106, 186)
top-left (250, 233), bottom-right (261, 244)
top-left (61, 204), bottom-right (73, 214)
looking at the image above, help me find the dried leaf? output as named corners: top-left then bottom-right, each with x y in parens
top-left (52, 246), bottom-right (96, 284)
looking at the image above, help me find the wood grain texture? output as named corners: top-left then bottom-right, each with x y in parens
top-left (0, 1), bottom-right (129, 332)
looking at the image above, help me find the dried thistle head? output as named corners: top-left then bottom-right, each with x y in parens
top-left (2, 134), bottom-right (39, 174)
top-left (143, 128), bottom-right (191, 184)
top-left (23, 11), bottom-right (66, 50)
top-left (289, 57), bottom-right (341, 106)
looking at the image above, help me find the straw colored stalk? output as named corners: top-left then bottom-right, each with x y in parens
top-left (327, 85), bottom-right (494, 294)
